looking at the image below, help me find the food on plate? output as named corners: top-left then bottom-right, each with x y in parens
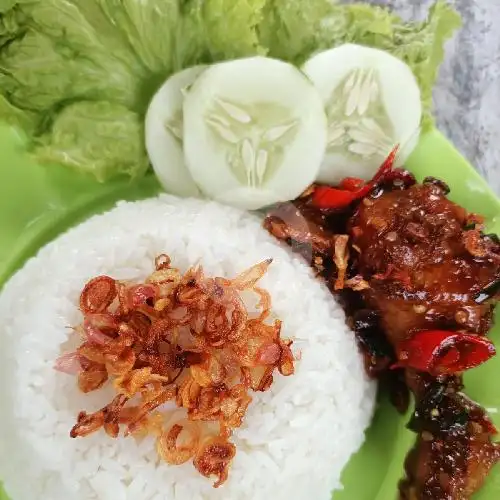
top-left (349, 180), bottom-right (499, 370)
top-left (0, 1), bottom-right (484, 499)
top-left (145, 66), bottom-right (206, 197)
top-left (148, 46), bottom-right (422, 211)
top-left (35, 101), bottom-right (150, 182)
top-left (57, 255), bottom-right (295, 487)
top-left (302, 44), bottom-right (422, 184)
top-left (183, 57), bottom-right (327, 210)
top-left (0, 0), bottom-right (460, 181)
top-left (349, 178), bottom-right (500, 499)
top-left (264, 152), bottom-right (500, 499)
top-left (0, 195), bottom-right (375, 500)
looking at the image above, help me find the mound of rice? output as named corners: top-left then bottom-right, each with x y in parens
top-left (0, 195), bottom-right (375, 500)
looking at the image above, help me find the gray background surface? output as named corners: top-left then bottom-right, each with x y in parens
top-left (359, 0), bottom-right (500, 195)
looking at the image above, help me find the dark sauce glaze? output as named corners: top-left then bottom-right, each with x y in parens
top-left (264, 176), bottom-right (500, 499)
top-left (401, 375), bottom-right (500, 500)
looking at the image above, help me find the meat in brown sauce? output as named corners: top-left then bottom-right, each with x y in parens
top-left (349, 182), bottom-right (500, 343)
top-left (264, 176), bottom-right (500, 500)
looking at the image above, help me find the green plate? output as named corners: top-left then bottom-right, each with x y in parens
top-left (1, 125), bottom-right (499, 500)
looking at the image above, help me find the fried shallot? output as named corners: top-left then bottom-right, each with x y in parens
top-left (57, 255), bottom-right (295, 487)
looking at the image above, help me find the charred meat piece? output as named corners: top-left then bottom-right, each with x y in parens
top-left (401, 379), bottom-right (500, 500)
top-left (349, 307), bottom-right (395, 377)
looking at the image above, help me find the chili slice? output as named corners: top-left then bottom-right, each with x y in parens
top-left (311, 186), bottom-right (362, 209)
top-left (394, 330), bottom-right (496, 375)
top-left (339, 177), bottom-right (366, 192)
top-left (311, 145), bottom-right (400, 210)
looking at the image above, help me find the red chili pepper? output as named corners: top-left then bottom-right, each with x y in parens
top-left (311, 186), bottom-right (361, 209)
top-left (339, 177), bottom-right (366, 192)
top-left (394, 330), bottom-right (496, 375)
top-left (372, 144), bottom-right (400, 184)
top-left (311, 145), bottom-right (400, 210)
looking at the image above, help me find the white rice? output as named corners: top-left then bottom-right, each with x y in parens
top-left (0, 195), bottom-right (375, 500)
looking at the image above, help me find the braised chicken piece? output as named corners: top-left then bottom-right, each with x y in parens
top-left (401, 376), bottom-right (500, 500)
top-left (349, 181), bottom-right (500, 499)
top-left (349, 181), bottom-right (500, 342)
top-left (264, 174), bottom-right (500, 500)
top-left (264, 200), bottom-right (336, 257)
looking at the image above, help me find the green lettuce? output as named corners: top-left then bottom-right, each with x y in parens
top-left (201, 0), bottom-right (267, 59)
top-left (0, 0), bottom-right (28, 47)
top-left (0, 0), bottom-right (460, 181)
top-left (0, 94), bottom-right (35, 133)
top-left (34, 101), bottom-right (148, 181)
top-left (258, 0), bottom-right (333, 63)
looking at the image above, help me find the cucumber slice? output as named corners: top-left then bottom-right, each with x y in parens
top-left (303, 44), bottom-right (422, 184)
top-left (183, 57), bottom-right (327, 210)
top-left (145, 66), bottom-right (206, 197)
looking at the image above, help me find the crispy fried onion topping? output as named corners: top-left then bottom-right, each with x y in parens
top-left (193, 436), bottom-right (237, 488)
top-left (333, 235), bottom-right (350, 290)
top-left (57, 255), bottom-right (295, 487)
top-left (157, 420), bottom-right (201, 465)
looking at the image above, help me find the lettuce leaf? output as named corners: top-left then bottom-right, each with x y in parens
top-left (0, 0), bottom-right (460, 181)
top-left (24, 1), bottom-right (148, 108)
top-left (258, 0), bottom-right (333, 63)
top-left (93, 0), bottom-right (266, 107)
top-left (201, 0), bottom-right (267, 59)
top-left (0, 0), bottom-right (29, 47)
top-left (94, 0), bottom-right (187, 75)
top-left (0, 0), bottom-right (268, 180)
top-left (389, 1), bottom-right (462, 128)
top-left (0, 94), bottom-right (35, 134)
top-left (0, 0), bottom-right (32, 15)
top-left (34, 101), bottom-right (149, 181)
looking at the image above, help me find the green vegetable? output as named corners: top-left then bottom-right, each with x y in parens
top-left (34, 101), bottom-right (148, 181)
top-left (258, 0), bottom-right (333, 63)
top-left (145, 66), bottom-right (206, 197)
top-left (201, 0), bottom-right (267, 59)
top-left (0, 0), bottom-right (460, 182)
top-left (302, 44), bottom-right (423, 183)
top-left (0, 95), bottom-right (35, 134)
top-left (0, 1), bottom-right (27, 46)
top-left (182, 56), bottom-right (327, 210)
